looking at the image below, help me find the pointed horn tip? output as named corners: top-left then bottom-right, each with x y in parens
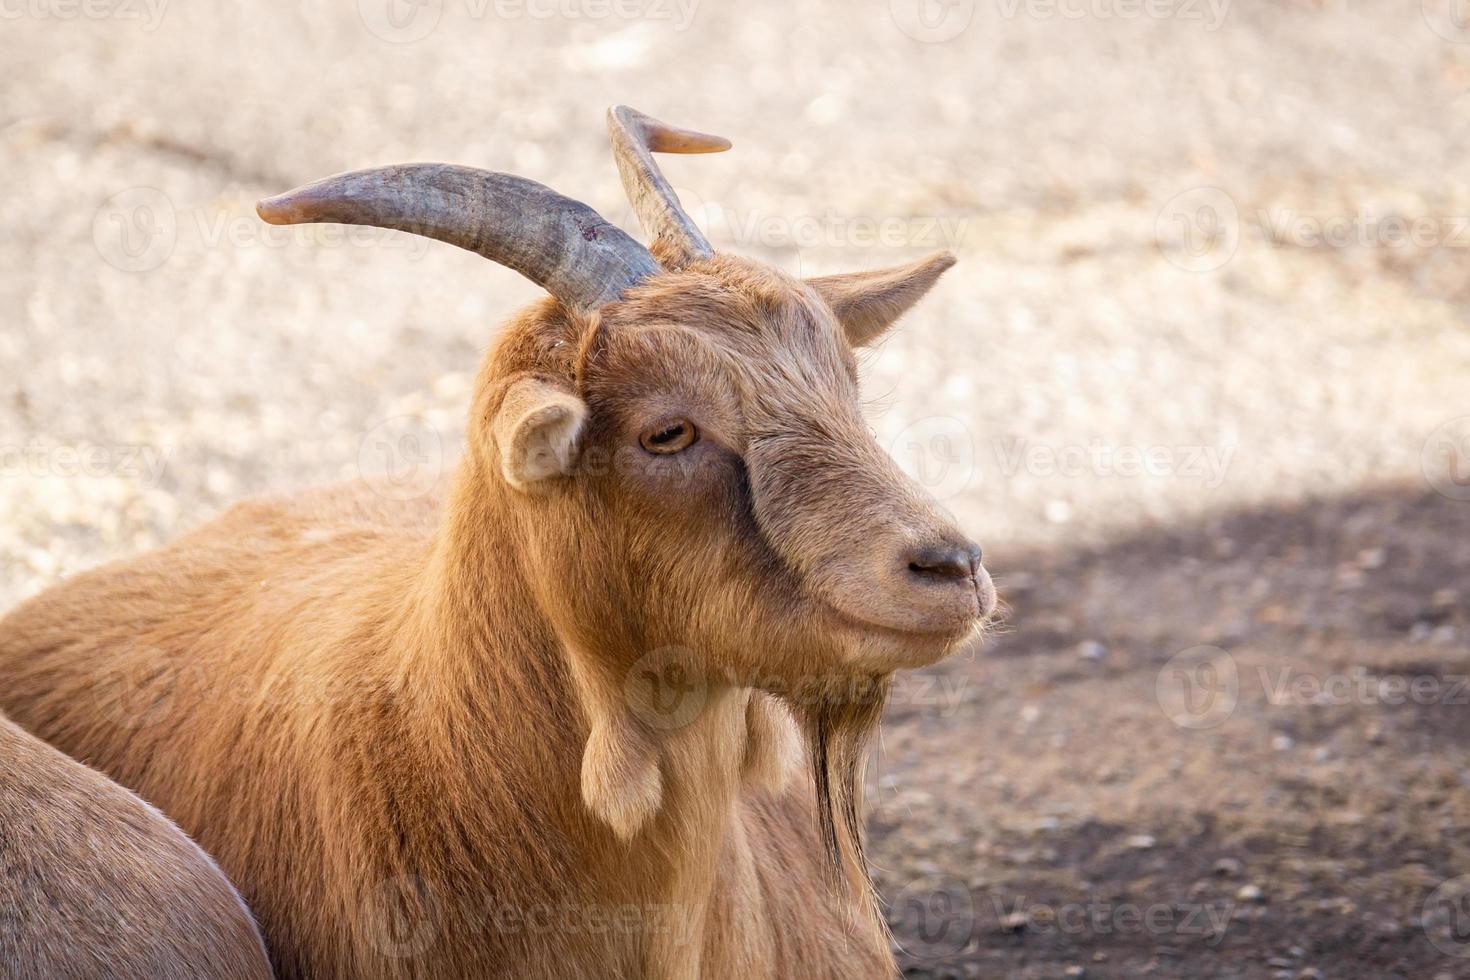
top-left (256, 195), bottom-right (299, 225)
top-left (608, 104), bottom-right (731, 154)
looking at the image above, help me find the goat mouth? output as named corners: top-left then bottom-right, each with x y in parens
top-left (822, 604), bottom-right (981, 647)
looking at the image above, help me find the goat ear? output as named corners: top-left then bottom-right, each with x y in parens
top-left (806, 251), bottom-right (956, 347)
top-left (492, 376), bottom-right (588, 490)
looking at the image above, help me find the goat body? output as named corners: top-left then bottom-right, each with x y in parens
top-left (0, 709), bottom-right (272, 979)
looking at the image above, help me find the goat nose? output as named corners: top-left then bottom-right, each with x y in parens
top-left (906, 541), bottom-right (982, 583)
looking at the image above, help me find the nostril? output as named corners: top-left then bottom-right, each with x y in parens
top-left (906, 543), bottom-right (980, 583)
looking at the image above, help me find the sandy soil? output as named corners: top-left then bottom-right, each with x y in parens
top-left (3, 2), bottom-right (1469, 977)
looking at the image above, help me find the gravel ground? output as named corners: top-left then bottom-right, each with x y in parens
top-left (3, 3), bottom-right (1470, 977)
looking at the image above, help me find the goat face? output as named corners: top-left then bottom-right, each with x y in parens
top-left (259, 107), bottom-right (995, 687)
top-left (493, 252), bottom-right (994, 685)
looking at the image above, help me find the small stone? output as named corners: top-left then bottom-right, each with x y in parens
top-left (1357, 547), bottom-right (1386, 569)
top-left (1432, 588), bottom-right (1458, 608)
top-left (998, 911), bottom-right (1029, 933)
top-left (1212, 857), bottom-right (1243, 877)
top-left (1272, 734), bottom-right (1295, 752)
top-left (1311, 746), bottom-right (1332, 762)
top-left (1236, 884), bottom-right (1266, 903)
top-left (1077, 640), bottom-right (1107, 661)
top-left (1433, 624), bottom-right (1458, 645)
top-left (1297, 969), bottom-right (1324, 980)
top-left (1126, 834), bottom-right (1157, 850)
top-left (1064, 968), bottom-right (1086, 978)
top-left (1410, 621), bottom-right (1433, 641)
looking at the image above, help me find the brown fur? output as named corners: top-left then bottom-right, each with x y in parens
top-left (0, 711), bottom-right (272, 979)
top-left (0, 252), bottom-right (992, 978)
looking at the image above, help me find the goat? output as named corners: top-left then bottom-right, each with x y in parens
top-left (0, 106), bottom-right (995, 979)
top-left (0, 709), bottom-right (273, 978)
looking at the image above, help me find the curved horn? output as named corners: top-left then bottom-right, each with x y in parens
top-left (607, 106), bottom-right (730, 267)
top-left (257, 164), bottom-right (659, 312)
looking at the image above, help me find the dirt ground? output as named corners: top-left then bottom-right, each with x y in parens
top-left (3, 2), bottom-right (1470, 978)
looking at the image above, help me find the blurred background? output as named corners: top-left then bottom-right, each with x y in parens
top-left (4, 1), bottom-right (1470, 976)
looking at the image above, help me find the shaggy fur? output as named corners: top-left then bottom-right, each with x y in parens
top-left (0, 711), bottom-right (272, 979)
top-left (0, 251), bottom-right (992, 979)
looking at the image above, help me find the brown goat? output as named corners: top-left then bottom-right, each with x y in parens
top-left (0, 107), bottom-right (994, 978)
top-left (0, 710), bottom-right (272, 978)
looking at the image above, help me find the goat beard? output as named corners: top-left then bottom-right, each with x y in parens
top-left (791, 673), bottom-right (892, 939)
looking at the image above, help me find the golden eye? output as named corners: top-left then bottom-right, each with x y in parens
top-left (639, 419), bottom-right (698, 454)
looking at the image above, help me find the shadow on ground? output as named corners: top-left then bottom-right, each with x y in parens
top-left (874, 482), bottom-right (1470, 980)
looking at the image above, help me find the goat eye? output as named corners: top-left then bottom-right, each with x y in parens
top-left (639, 419), bottom-right (698, 454)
